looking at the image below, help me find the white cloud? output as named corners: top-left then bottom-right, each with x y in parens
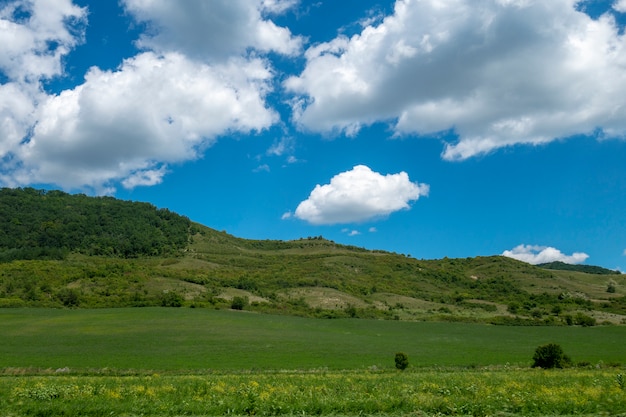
top-left (261, 0), bottom-right (299, 15)
top-left (502, 244), bottom-right (589, 265)
top-left (614, 0), bottom-right (626, 13)
top-left (0, 0), bottom-right (292, 192)
top-left (369, 227), bottom-right (377, 233)
top-left (0, 83), bottom-right (37, 159)
top-left (0, 0), bottom-right (85, 167)
top-left (121, 165), bottom-right (168, 189)
top-left (623, 249), bottom-right (626, 256)
top-left (253, 164), bottom-right (271, 173)
top-left (10, 52), bottom-right (277, 190)
top-left (267, 136), bottom-right (294, 157)
top-left (0, 0), bottom-right (86, 82)
top-left (122, 0), bottom-right (302, 59)
top-left (286, 0), bottom-right (626, 159)
top-left (294, 165), bottom-right (429, 225)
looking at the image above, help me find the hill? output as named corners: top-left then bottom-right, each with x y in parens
top-left (538, 261), bottom-right (621, 275)
top-left (0, 187), bottom-right (192, 261)
top-left (0, 187), bottom-right (625, 325)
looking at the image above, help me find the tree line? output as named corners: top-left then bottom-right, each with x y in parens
top-left (0, 188), bottom-right (192, 261)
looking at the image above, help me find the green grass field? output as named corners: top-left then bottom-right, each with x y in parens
top-left (3, 369), bottom-right (626, 416)
top-left (2, 308), bottom-right (626, 416)
top-left (1, 308), bottom-right (625, 372)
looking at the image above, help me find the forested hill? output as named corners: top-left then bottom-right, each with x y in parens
top-left (538, 261), bottom-right (621, 275)
top-left (0, 188), bottom-right (192, 261)
top-left (1, 187), bottom-right (625, 323)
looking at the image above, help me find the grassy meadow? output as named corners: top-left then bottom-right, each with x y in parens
top-left (1, 307), bottom-right (626, 371)
top-left (3, 369), bottom-right (626, 416)
top-left (1, 308), bottom-right (626, 416)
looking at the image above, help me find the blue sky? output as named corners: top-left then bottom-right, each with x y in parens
top-left (1, 0), bottom-right (625, 270)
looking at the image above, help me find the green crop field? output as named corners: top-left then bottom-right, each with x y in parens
top-left (2, 308), bottom-right (626, 416)
top-left (1, 308), bottom-right (625, 371)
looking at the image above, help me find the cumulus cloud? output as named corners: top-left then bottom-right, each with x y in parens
top-left (261, 0), bottom-right (299, 15)
top-left (293, 165), bottom-right (429, 225)
top-left (286, 0), bottom-right (626, 160)
top-left (122, 0), bottom-right (302, 59)
top-left (0, 0), bottom-right (298, 192)
top-left (614, 0), bottom-right (626, 13)
top-left (0, 0), bottom-right (85, 166)
top-left (10, 52), bottom-right (276, 190)
top-left (502, 244), bottom-right (589, 265)
top-left (0, 0), bottom-right (86, 82)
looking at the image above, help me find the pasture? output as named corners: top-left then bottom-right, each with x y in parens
top-left (1, 308), bottom-right (625, 371)
top-left (3, 369), bottom-right (626, 416)
top-left (1, 308), bottom-right (626, 416)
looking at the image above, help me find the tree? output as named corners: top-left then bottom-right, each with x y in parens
top-left (56, 288), bottom-right (80, 307)
top-left (532, 343), bottom-right (571, 369)
top-left (607, 279), bottom-right (617, 293)
top-left (231, 296), bottom-right (249, 310)
top-left (160, 291), bottom-right (183, 307)
top-left (395, 352), bottom-right (409, 370)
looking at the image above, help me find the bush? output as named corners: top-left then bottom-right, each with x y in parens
top-left (574, 313), bottom-right (596, 327)
top-left (56, 288), bottom-right (80, 307)
top-left (160, 291), bottom-right (183, 307)
top-left (231, 296), bottom-right (249, 310)
top-left (395, 352), bottom-right (409, 370)
top-left (532, 343), bottom-right (572, 369)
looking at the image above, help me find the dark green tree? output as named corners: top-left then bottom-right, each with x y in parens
top-left (56, 288), bottom-right (80, 308)
top-left (160, 291), bottom-right (183, 307)
top-left (532, 343), bottom-right (572, 369)
top-left (231, 296), bottom-right (249, 310)
top-left (395, 352), bottom-right (409, 370)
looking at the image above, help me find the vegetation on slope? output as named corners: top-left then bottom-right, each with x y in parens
top-left (0, 187), bottom-right (625, 325)
top-left (0, 187), bottom-right (192, 261)
top-left (538, 261), bottom-right (621, 275)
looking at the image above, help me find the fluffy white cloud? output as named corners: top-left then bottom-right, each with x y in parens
top-left (10, 52), bottom-right (276, 190)
top-left (0, 0), bottom-right (86, 82)
top-left (286, 0), bottom-right (626, 159)
top-left (614, 0), bottom-right (626, 13)
top-left (261, 0), bottom-right (299, 15)
top-left (0, 0), bottom-right (294, 191)
top-left (122, 0), bottom-right (302, 59)
top-left (502, 244), bottom-right (589, 265)
top-left (0, 83), bottom-right (37, 158)
top-left (0, 0), bottom-right (85, 167)
top-left (294, 165), bottom-right (429, 225)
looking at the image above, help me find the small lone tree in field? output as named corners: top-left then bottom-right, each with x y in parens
top-left (395, 352), bottom-right (409, 370)
top-left (532, 343), bottom-right (571, 369)
top-left (231, 296), bottom-right (249, 310)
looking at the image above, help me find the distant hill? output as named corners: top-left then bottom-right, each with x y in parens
top-left (0, 187), bottom-right (192, 261)
top-left (538, 261), bottom-right (621, 275)
top-left (0, 187), bottom-right (625, 325)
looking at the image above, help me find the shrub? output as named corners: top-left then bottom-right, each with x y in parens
top-left (56, 288), bottom-right (80, 307)
top-left (532, 343), bottom-right (572, 369)
top-left (231, 296), bottom-right (249, 310)
top-left (574, 313), bottom-right (596, 327)
top-left (160, 291), bottom-right (183, 307)
top-left (607, 280), bottom-right (617, 293)
top-left (395, 352), bottom-right (409, 370)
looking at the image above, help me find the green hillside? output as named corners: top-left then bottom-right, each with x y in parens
top-left (0, 187), bottom-right (192, 261)
top-left (538, 261), bottom-right (621, 275)
top-left (1, 187), bottom-right (625, 325)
